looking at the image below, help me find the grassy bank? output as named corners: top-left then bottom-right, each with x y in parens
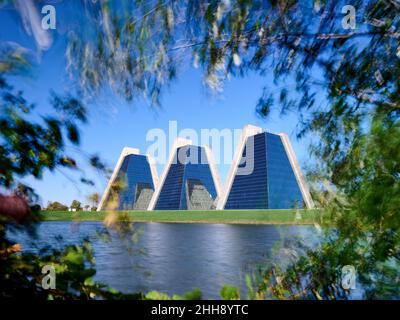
top-left (41, 209), bottom-right (328, 225)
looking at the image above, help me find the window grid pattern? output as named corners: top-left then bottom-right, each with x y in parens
top-left (225, 133), bottom-right (268, 209)
top-left (225, 132), bottom-right (305, 209)
top-left (265, 133), bottom-right (304, 209)
top-left (115, 154), bottom-right (155, 210)
top-left (155, 145), bottom-right (217, 210)
top-left (154, 158), bottom-right (185, 210)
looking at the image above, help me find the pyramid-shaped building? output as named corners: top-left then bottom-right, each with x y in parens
top-left (148, 138), bottom-right (221, 210)
top-left (217, 125), bottom-right (314, 210)
top-left (98, 147), bottom-right (158, 211)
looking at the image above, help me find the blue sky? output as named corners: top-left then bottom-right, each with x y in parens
top-left (1, 2), bottom-right (314, 207)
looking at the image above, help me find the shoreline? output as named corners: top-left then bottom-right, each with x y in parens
top-left (42, 218), bottom-right (317, 225)
top-left (41, 209), bottom-right (327, 225)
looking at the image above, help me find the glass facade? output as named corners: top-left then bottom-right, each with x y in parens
top-left (265, 133), bottom-right (303, 209)
top-left (225, 134), bottom-right (268, 209)
top-left (185, 179), bottom-right (214, 210)
top-left (106, 154), bottom-right (155, 210)
top-left (155, 145), bottom-right (217, 210)
top-left (225, 132), bottom-right (304, 209)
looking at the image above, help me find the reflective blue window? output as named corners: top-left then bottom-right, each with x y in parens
top-left (154, 157), bottom-right (185, 210)
top-left (108, 154), bottom-right (155, 210)
top-left (225, 132), bottom-right (305, 209)
top-left (155, 146), bottom-right (217, 210)
top-left (265, 133), bottom-right (303, 209)
top-left (225, 133), bottom-right (268, 209)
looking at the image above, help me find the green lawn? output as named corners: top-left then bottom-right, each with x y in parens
top-left (41, 209), bottom-right (328, 225)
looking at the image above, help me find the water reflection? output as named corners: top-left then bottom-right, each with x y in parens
top-left (7, 221), bottom-right (315, 299)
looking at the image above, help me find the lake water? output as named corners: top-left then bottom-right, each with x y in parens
top-left (7, 221), bottom-right (317, 299)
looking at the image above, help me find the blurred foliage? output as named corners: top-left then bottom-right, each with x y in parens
top-left (1, 0), bottom-right (400, 299)
top-left (0, 78), bottom-right (84, 189)
top-left (1, 205), bottom-right (203, 299)
top-left (253, 114), bottom-right (400, 299)
top-left (88, 192), bottom-right (100, 208)
top-left (65, 0), bottom-right (400, 299)
top-left (220, 285), bottom-right (240, 300)
top-left (145, 288), bottom-right (202, 300)
top-left (101, 174), bottom-right (128, 211)
top-left (1, 239), bottom-right (132, 299)
top-left (0, 38), bottom-right (147, 299)
top-left (70, 200), bottom-right (82, 210)
top-left (67, 0), bottom-right (400, 115)
top-left (0, 215), bottom-right (143, 299)
top-left (46, 201), bottom-right (68, 211)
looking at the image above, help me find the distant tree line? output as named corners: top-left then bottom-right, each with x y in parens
top-left (45, 193), bottom-right (100, 211)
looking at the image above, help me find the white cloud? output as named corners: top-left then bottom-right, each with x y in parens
top-left (13, 0), bottom-right (53, 51)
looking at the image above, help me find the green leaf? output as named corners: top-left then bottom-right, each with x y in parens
top-left (220, 285), bottom-right (240, 300)
top-left (145, 291), bottom-right (171, 300)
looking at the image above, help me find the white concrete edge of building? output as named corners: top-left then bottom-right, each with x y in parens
top-left (203, 144), bottom-right (222, 201)
top-left (278, 133), bottom-right (315, 209)
top-left (147, 153), bottom-right (159, 191)
top-left (147, 137), bottom-right (192, 210)
top-left (216, 125), bottom-right (263, 210)
top-left (97, 147), bottom-right (140, 211)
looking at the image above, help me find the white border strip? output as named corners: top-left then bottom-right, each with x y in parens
top-left (216, 125), bottom-right (263, 210)
top-left (204, 144), bottom-right (222, 201)
top-left (147, 138), bottom-right (192, 210)
top-left (97, 147), bottom-right (140, 211)
top-left (279, 133), bottom-right (315, 209)
top-left (147, 154), bottom-right (159, 191)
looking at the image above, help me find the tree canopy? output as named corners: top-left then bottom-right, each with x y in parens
top-left (0, 0), bottom-right (399, 299)
top-left (64, 0), bottom-right (400, 299)
top-left (46, 201), bottom-right (68, 211)
top-left (70, 200), bottom-right (82, 210)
